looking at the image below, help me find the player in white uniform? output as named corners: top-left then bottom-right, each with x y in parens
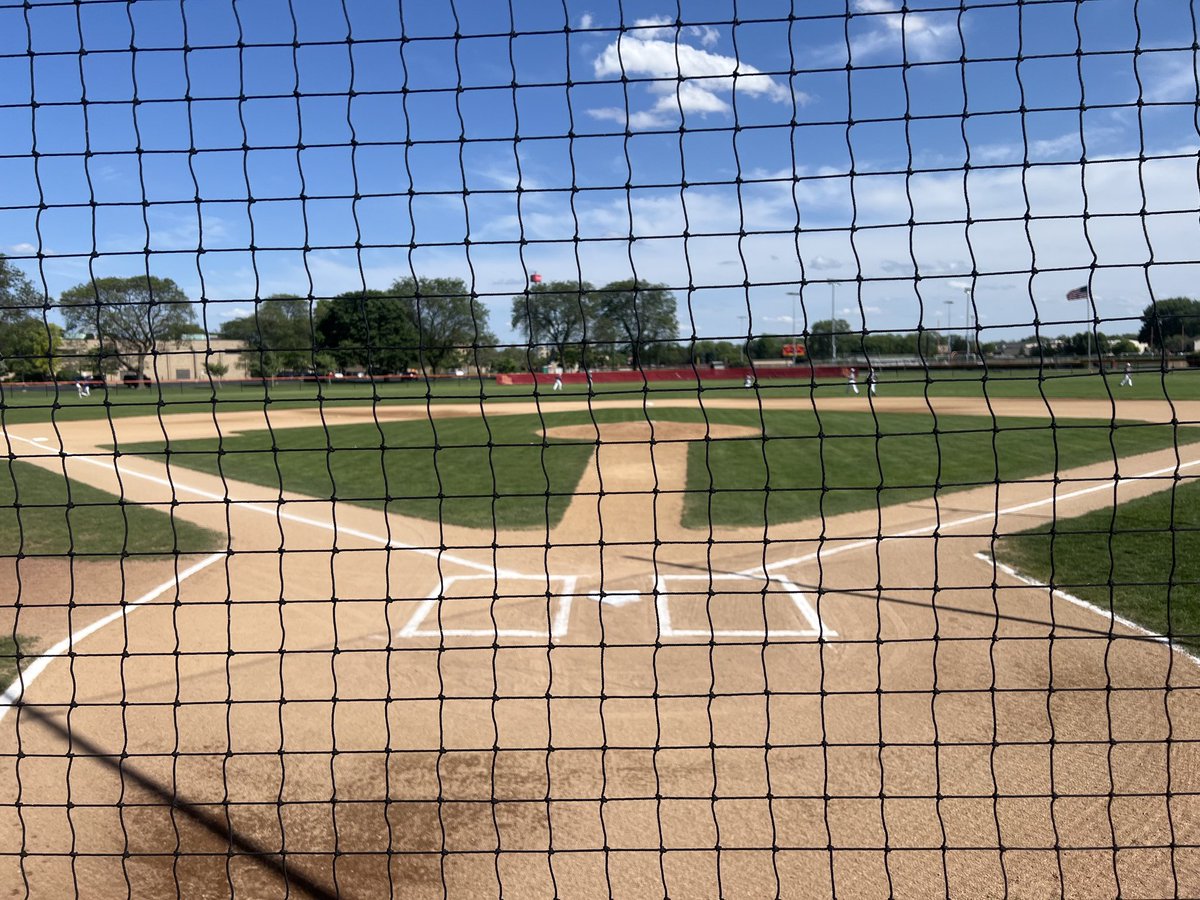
top-left (1120, 362), bottom-right (1133, 387)
top-left (846, 367), bottom-right (859, 395)
top-left (868, 367), bottom-right (878, 395)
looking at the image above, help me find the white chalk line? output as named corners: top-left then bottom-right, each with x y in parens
top-left (3, 432), bottom-right (508, 576)
top-left (398, 573), bottom-right (579, 640)
top-left (974, 551), bottom-right (1200, 668)
top-left (747, 456), bottom-right (1200, 577)
top-left (655, 573), bottom-right (834, 640)
top-left (0, 552), bottom-right (225, 724)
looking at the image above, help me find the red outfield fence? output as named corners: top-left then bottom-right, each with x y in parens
top-left (495, 365), bottom-right (851, 386)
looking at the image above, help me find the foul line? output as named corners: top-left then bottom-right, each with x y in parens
top-left (4, 432), bottom-right (508, 576)
top-left (975, 551), bottom-right (1200, 668)
top-left (0, 552), bottom-right (225, 724)
top-left (749, 457), bottom-right (1200, 576)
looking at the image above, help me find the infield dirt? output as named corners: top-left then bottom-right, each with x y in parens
top-left (1, 395), bottom-right (1198, 898)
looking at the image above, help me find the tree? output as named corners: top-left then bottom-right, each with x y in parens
top-left (397, 277), bottom-right (492, 373)
top-left (0, 318), bottom-right (62, 380)
top-left (315, 288), bottom-right (420, 374)
top-left (805, 318), bottom-right (851, 360)
top-left (219, 294), bottom-right (315, 376)
top-left (0, 255), bottom-right (42, 325)
top-left (690, 340), bottom-right (743, 366)
top-left (1060, 331), bottom-right (1111, 357)
top-left (1138, 297), bottom-right (1200, 351)
top-left (58, 276), bottom-right (197, 377)
top-left (0, 256), bottom-right (58, 379)
top-left (748, 335), bottom-right (786, 360)
top-left (591, 279), bottom-right (678, 368)
top-left (510, 280), bottom-right (595, 366)
top-left (204, 360), bottom-right (229, 378)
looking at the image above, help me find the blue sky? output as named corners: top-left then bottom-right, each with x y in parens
top-left (0, 0), bottom-right (1198, 343)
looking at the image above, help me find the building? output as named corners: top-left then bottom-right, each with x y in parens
top-left (59, 335), bottom-right (252, 383)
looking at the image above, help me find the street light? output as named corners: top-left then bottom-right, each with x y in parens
top-left (787, 282), bottom-right (838, 361)
top-left (943, 299), bottom-right (955, 359)
top-left (829, 282), bottom-right (838, 361)
top-left (785, 290), bottom-right (800, 365)
top-left (962, 287), bottom-right (972, 361)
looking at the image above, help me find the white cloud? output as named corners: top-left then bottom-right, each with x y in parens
top-left (6, 242), bottom-right (37, 255)
top-left (807, 255), bottom-right (841, 271)
top-left (688, 25), bottom-right (719, 48)
top-left (579, 12), bottom-right (594, 30)
top-left (1142, 52), bottom-right (1200, 103)
top-left (588, 20), bottom-right (795, 129)
top-left (850, 0), bottom-right (957, 62)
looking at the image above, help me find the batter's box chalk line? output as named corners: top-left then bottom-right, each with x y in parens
top-left (397, 573), bottom-right (580, 640)
top-left (393, 571), bottom-right (836, 643)
top-left (654, 573), bottom-right (837, 641)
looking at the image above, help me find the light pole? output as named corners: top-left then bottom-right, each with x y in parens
top-left (737, 314), bottom-right (748, 365)
top-left (962, 287), bottom-right (972, 361)
top-left (786, 283), bottom-right (837, 361)
top-left (785, 290), bottom-right (800, 365)
top-left (829, 282), bottom-right (838, 361)
top-left (944, 300), bottom-right (954, 360)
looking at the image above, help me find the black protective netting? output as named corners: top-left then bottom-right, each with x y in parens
top-left (1, 0), bottom-right (1199, 897)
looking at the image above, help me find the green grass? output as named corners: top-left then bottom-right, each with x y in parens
top-left (682, 411), bottom-right (1200, 527)
top-left (118, 411), bottom-right (603, 531)
top-left (116, 407), bottom-right (1199, 531)
top-left (996, 480), bottom-right (1200, 651)
top-left (0, 634), bottom-right (36, 690)
top-left (0, 459), bottom-right (222, 557)
top-left (1, 366), bottom-right (1197, 424)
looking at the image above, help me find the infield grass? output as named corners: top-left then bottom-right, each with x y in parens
top-left (117, 407), bottom-right (1200, 530)
top-left (996, 479), bottom-right (1200, 652)
top-left (0, 459), bottom-right (223, 557)
top-left (0, 634), bottom-right (36, 690)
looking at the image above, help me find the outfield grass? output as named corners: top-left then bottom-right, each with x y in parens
top-left (996, 479), bottom-right (1200, 651)
top-left (1, 366), bottom-right (1197, 424)
top-left (0, 635), bottom-right (35, 690)
top-left (0, 459), bottom-right (222, 557)
top-left (118, 407), bottom-right (1200, 530)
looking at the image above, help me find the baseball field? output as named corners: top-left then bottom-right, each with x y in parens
top-left (1, 371), bottom-right (1198, 898)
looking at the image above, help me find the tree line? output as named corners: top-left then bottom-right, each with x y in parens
top-left (1, 253), bottom-right (1197, 380)
top-left (0, 257), bottom-right (687, 379)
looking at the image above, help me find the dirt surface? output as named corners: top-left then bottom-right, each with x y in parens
top-left (1, 395), bottom-right (1199, 898)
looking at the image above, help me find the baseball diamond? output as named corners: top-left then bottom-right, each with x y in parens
top-left (3, 1), bottom-right (1200, 898)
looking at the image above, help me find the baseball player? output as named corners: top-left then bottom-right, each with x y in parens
top-left (1120, 362), bottom-right (1133, 388)
top-left (846, 367), bottom-right (859, 395)
top-left (868, 367), bottom-right (878, 395)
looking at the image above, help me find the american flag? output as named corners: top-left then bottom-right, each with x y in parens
top-left (1066, 285), bottom-right (1090, 301)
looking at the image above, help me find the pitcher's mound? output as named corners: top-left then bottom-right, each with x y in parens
top-left (543, 420), bottom-right (762, 443)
